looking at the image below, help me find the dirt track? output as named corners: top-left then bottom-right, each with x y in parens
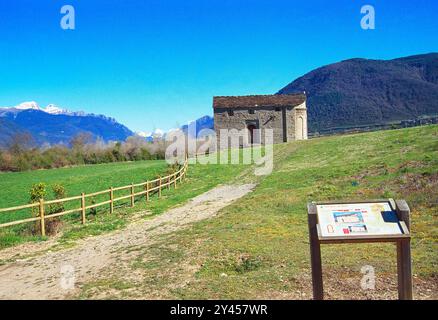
top-left (0, 184), bottom-right (256, 300)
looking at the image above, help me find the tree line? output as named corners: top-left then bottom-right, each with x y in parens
top-left (0, 133), bottom-right (167, 172)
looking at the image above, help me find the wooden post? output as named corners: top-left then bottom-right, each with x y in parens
top-left (395, 200), bottom-right (413, 300)
top-left (174, 172), bottom-right (177, 189)
top-left (146, 181), bottom-right (150, 202)
top-left (158, 177), bottom-right (162, 198)
top-left (182, 164), bottom-right (187, 181)
top-left (81, 193), bottom-right (86, 224)
top-left (110, 187), bottom-right (114, 214)
top-left (130, 183), bottom-right (135, 207)
top-left (168, 176), bottom-right (171, 190)
top-left (307, 202), bottom-right (323, 300)
top-left (39, 199), bottom-right (45, 237)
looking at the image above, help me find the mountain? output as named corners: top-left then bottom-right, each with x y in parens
top-left (0, 118), bottom-right (23, 145)
top-left (137, 116), bottom-right (214, 142)
top-left (278, 53), bottom-right (438, 132)
top-left (136, 128), bottom-right (166, 142)
top-left (181, 115), bottom-right (214, 137)
top-left (0, 102), bottom-right (134, 147)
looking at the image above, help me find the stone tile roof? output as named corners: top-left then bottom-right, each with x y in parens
top-left (213, 94), bottom-right (306, 109)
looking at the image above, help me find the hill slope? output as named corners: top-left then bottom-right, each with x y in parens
top-left (278, 53), bottom-right (438, 132)
top-left (0, 125), bottom-right (436, 299)
top-left (109, 124), bottom-right (436, 299)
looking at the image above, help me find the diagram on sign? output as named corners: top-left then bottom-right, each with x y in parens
top-left (316, 202), bottom-right (403, 237)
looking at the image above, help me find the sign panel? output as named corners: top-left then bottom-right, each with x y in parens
top-left (316, 202), bottom-right (403, 237)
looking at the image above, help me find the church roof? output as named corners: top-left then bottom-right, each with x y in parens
top-left (213, 93), bottom-right (306, 109)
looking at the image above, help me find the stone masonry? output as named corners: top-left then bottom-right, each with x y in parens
top-left (213, 93), bottom-right (308, 147)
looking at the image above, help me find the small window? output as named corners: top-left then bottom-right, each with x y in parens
top-left (227, 109), bottom-right (234, 116)
top-left (275, 107), bottom-right (281, 112)
top-left (249, 109), bottom-right (255, 114)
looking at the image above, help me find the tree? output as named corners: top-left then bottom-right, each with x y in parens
top-left (8, 133), bottom-right (35, 155)
top-left (70, 132), bottom-right (93, 151)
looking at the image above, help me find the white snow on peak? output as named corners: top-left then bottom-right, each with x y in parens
top-left (152, 128), bottom-right (164, 137)
top-left (44, 104), bottom-right (69, 115)
top-left (167, 128), bottom-right (182, 134)
top-left (136, 131), bottom-right (151, 138)
top-left (15, 101), bottom-right (41, 110)
top-left (0, 101), bottom-right (78, 116)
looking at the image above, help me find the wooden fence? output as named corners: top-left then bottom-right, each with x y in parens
top-left (0, 158), bottom-right (189, 236)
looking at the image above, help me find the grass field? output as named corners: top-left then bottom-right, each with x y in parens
top-left (77, 125), bottom-right (438, 299)
top-left (1, 125), bottom-right (437, 299)
top-left (0, 160), bottom-right (168, 209)
top-left (0, 153), bottom-right (253, 248)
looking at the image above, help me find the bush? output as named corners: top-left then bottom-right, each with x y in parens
top-left (48, 184), bottom-right (66, 214)
top-left (46, 183), bottom-right (65, 235)
top-left (0, 133), bottom-right (167, 172)
top-left (29, 183), bottom-right (47, 235)
top-left (29, 183), bottom-right (66, 236)
top-left (29, 183), bottom-right (46, 206)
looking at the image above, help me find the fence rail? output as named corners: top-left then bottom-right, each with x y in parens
top-left (0, 157), bottom-right (189, 236)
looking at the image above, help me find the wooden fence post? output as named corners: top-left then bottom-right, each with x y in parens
top-left (146, 181), bottom-right (150, 202)
top-left (39, 199), bottom-right (45, 237)
top-left (158, 177), bottom-right (162, 198)
top-left (110, 187), bottom-right (114, 214)
top-left (81, 193), bottom-right (86, 224)
top-left (168, 176), bottom-right (171, 190)
top-left (131, 183), bottom-right (135, 207)
top-left (174, 172), bottom-right (177, 188)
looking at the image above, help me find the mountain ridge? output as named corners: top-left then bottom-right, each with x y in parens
top-left (278, 52), bottom-right (438, 132)
top-left (0, 104), bottom-right (134, 147)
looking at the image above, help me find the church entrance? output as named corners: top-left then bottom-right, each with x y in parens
top-left (247, 123), bottom-right (259, 145)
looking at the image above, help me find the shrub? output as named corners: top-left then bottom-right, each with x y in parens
top-left (29, 183), bottom-right (47, 235)
top-left (29, 183), bottom-right (47, 206)
top-left (89, 197), bottom-right (97, 216)
top-left (48, 184), bottom-right (66, 214)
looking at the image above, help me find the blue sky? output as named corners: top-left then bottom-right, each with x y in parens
top-left (0, 0), bottom-right (437, 132)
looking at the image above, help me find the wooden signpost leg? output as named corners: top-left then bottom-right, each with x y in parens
top-left (397, 239), bottom-right (413, 300)
top-left (395, 199), bottom-right (412, 300)
top-left (308, 202), bottom-right (324, 300)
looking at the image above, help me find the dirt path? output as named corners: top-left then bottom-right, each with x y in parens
top-left (0, 184), bottom-right (256, 300)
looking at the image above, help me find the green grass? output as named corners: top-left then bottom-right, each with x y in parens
top-left (0, 153), bottom-right (253, 249)
top-left (80, 125), bottom-right (437, 299)
top-left (2, 125), bottom-right (437, 299)
top-left (0, 160), bottom-right (168, 209)
top-left (0, 160), bottom-right (166, 247)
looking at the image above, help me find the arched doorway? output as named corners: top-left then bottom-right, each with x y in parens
top-left (247, 124), bottom-right (256, 144)
top-left (296, 116), bottom-right (304, 140)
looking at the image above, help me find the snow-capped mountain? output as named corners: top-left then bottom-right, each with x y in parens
top-left (0, 101), bottom-right (82, 116)
top-left (0, 102), bottom-right (134, 147)
top-left (136, 128), bottom-right (171, 142)
top-left (15, 101), bottom-right (41, 111)
top-left (44, 104), bottom-right (69, 115)
top-left (136, 115), bottom-right (214, 142)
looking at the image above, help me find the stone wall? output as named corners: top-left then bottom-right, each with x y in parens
top-left (214, 107), bottom-right (281, 146)
top-left (213, 101), bottom-right (307, 147)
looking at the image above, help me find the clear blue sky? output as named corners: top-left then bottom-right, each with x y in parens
top-left (0, 0), bottom-right (437, 132)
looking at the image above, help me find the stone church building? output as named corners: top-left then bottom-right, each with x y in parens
top-left (213, 93), bottom-right (308, 145)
